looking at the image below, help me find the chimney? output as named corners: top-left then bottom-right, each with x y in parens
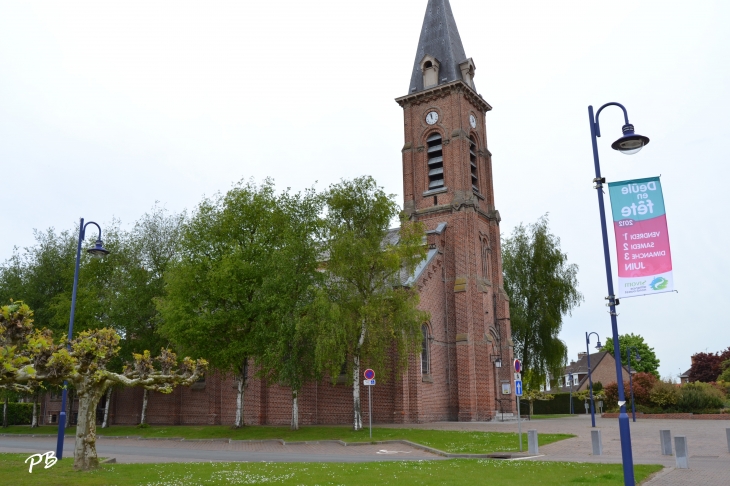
top-left (577, 352), bottom-right (588, 360)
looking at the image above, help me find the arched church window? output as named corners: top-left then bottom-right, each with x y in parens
top-left (426, 133), bottom-right (444, 190)
top-left (470, 136), bottom-right (479, 192)
top-left (421, 324), bottom-right (431, 375)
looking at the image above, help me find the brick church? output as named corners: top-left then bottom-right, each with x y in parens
top-left (45, 0), bottom-right (516, 426)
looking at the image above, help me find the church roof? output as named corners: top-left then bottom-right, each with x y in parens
top-left (408, 0), bottom-right (473, 94)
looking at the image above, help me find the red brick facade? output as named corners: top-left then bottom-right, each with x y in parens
top-left (43, 0), bottom-right (514, 426)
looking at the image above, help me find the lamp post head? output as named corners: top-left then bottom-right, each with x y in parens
top-left (611, 124), bottom-right (650, 155)
top-left (635, 352), bottom-right (641, 362)
top-left (494, 358), bottom-right (502, 368)
top-left (87, 239), bottom-right (110, 258)
top-left (595, 340), bottom-right (602, 350)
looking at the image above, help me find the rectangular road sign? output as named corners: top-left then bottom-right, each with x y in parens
top-left (514, 373), bottom-right (521, 381)
top-left (363, 379), bottom-right (376, 386)
top-left (515, 380), bottom-right (523, 396)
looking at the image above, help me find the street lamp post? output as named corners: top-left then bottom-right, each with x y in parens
top-left (626, 347), bottom-right (641, 423)
top-left (586, 332), bottom-right (602, 427)
top-left (588, 102), bottom-right (650, 486)
top-left (55, 218), bottom-right (110, 460)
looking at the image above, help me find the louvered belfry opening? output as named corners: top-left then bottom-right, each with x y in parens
top-left (469, 135), bottom-right (478, 192)
top-left (427, 133), bottom-right (444, 190)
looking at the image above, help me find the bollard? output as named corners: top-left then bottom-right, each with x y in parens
top-left (527, 429), bottom-right (539, 454)
top-left (660, 429), bottom-right (672, 456)
top-left (726, 428), bottom-right (730, 454)
top-left (591, 429), bottom-right (602, 455)
top-left (674, 436), bottom-right (689, 469)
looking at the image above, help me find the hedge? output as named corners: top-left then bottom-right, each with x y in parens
top-left (1, 403), bottom-right (34, 425)
top-left (529, 393), bottom-right (595, 415)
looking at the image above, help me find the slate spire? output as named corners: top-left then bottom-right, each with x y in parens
top-left (408, 0), bottom-right (472, 94)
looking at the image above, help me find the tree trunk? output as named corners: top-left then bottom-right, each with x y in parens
top-left (73, 386), bottom-right (105, 470)
top-left (234, 358), bottom-right (248, 428)
top-left (102, 387), bottom-right (112, 428)
top-left (140, 389), bottom-right (149, 426)
top-left (291, 390), bottom-right (299, 431)
top-left (31, 395), bottom-right (38, 428)
top-left (352, 323), bottom-right (366, 431)
top-left (529, 401), bottom-right (534, 417)
top-left (2, 395), bottom-right (7, 428)
top-left (352, 355), bottom-right (362, 431)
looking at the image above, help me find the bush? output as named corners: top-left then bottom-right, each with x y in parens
top-left (592, 381), bottom-right (603, 392)
top-left (650, 380), bottom-right (680, 408)
top-left (677, 382), bottom-right (725, 412)
top-left (531, 393), bottom-right (586, 415)
top-left (2, 403), bottom-right (33, 425)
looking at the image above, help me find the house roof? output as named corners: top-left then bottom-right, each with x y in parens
top-left (546, 352), bottom-right (630, 394)
top-left (408, 0), bottom-right (473, 94)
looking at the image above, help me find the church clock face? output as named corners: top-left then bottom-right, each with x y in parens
top-left (469, 114), bottom-right (477, 128)
top-left (425, 111), bottom-right (439, 125)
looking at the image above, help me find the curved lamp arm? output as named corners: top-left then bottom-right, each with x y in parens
top-left (82, 221), bottom-right (103, 240)
top-left (593, 102), bottom-right (630, 137)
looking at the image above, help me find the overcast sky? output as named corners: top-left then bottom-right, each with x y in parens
top-left (2, 1), bottom-right (728, 380)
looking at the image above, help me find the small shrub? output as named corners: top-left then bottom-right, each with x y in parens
top-left (650, 380), bottom-right (680, 409)
top-left (677, 382), bottom-right (725, 412)
top-left (593, 382), bottom-right (603, 392)
top-left (136, 423), bottom-right (150, 429)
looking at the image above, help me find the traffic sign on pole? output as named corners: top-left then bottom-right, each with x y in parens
top-left (515, 380), bottom-right (523, 396)
top-left (364, 369), bottom-right (375, 380)
top-left (514, 359), bottom-right (522, 373)
top-left (363, 379), bottom-right (376, 386)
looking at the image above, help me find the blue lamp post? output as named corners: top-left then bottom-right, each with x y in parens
top-left (586, 332), bottom-right (602, 427)
top-left (588, 102), bottom-right (649, 486)
top-left (626, 347), bottom-right (641, 423)
top-left (55, 218), bottom-right (109, 460)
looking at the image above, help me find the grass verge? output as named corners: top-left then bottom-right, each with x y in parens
top-left (0, 454), bottom-right (663, 486)
top-left (1, 425), bottom-right (573, 454)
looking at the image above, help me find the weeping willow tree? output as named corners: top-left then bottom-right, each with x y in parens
top-left (502, 215), bottom-right (582, 389)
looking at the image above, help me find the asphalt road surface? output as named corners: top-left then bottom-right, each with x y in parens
top-left (0, 436), bottom-right (442, 464)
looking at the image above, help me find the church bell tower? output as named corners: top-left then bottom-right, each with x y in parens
top-left (396, 0), bottom-right (514, 421)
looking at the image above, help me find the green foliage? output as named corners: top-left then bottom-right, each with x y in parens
top-left (313, 177), bottom-right (428, 383)
top-left (158, 179), bottom-right (283, 376)
top-left (601, 334), bottom-right (660, 378)
top-left (649, 380), bottom-right (679, 408)
top-left (676, 382), bottom-right (725, 412)
top-left (719, 360), bottom-right (730, 383)
top-left (530, 393), bottom-right (586, 415)
top-left (2, 402), bottom-right (33, 425)
top-left (502, 215), bottom-right (582, 389)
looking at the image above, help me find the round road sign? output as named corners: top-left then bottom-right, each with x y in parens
top-left (364, 369), bottom-right (375, 380)
top-left (514, 359), bottom-right (522, 373)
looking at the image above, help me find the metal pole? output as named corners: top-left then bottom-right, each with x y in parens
top-left (628, 349), bottom-right (636, 422)
top-left (586, 332), bottom-right (596, 427)
top-left (569, 375), bottom-right (573, 414)
top-left (56, 218), bottom-right (85, 460)
top-left (368, 385), bottom-right (372, 439)
top-left (588, 105), bottom-right (635, 486)
top-left (517, 396), bottom-right (522, 452)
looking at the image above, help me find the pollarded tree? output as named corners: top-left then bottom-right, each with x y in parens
top-left (0, 302), bottom-right (207, 470)
top-left (502, 215), bottom-right (582, 389)
top-left (520, 388), bottom-right (554, 416)
top-left (315, 177), bottom-right (428, 431)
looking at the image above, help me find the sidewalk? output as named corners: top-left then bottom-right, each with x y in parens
top-left (384, 415), bottom-right (730, 484)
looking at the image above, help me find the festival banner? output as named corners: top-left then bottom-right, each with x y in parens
top-left (608, 177), bottom-right (673, 298)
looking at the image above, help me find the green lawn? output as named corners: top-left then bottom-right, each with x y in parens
top-left (0, 454), bottom-right (663, 486)
top-left (1, 425), bottom-right (573, 454)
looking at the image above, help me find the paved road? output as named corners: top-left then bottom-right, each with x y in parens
top-left (384, 415), bottom-right (730, 484)
top-left (0, 436), bottom-right (441, 464)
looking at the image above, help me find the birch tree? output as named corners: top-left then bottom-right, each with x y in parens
top-left (0, 301), bottom-right (207, 470)
top-left (502, 215), bottom-right (582, 389)
top-left (254, 189), bottom-right (323, 430)
top-left (315, 177), bottom-right (428, 431)
top-left (158, 179), bottom-right (283, 428)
